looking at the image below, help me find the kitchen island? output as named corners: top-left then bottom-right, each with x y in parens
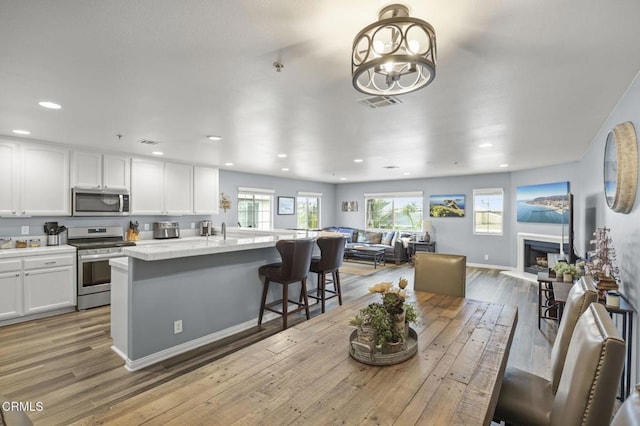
top-left (110, 231), bottom-right (326, 371)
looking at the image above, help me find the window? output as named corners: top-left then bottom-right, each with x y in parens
top-left (237, 188), bottom-right (274, 229)
top-left (364, 192), bottom-right (423, 231)
top-left (297, 193), bottom-right (321, 229)
top-left (473, 188), bottom-right (504, 235)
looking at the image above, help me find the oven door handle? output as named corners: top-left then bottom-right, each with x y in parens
top-left (79, 253), bottom-right (127, 261)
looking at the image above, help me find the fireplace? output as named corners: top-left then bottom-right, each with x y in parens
top-left (516, 233), bottom-right (569, 276)
top-left (523, 239), bottom-right (569, 274)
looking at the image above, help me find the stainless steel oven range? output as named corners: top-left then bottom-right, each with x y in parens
top-left (67, 226), bottom-right (136, 310)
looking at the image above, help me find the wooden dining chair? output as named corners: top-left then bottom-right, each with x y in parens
top-left (413, 252), bottom-right (466, 297)
top-left (494, 303), bottom-right (625, 426)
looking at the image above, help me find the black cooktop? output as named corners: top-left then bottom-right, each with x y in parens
top-left (67, 238), bottom-right (136, 250)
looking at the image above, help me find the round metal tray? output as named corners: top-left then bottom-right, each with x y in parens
top-left (349, 327), bottom-right (418, 366)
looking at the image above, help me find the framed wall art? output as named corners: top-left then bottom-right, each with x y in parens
top-left (429, 194), bottom-right (465, 217)
top-left (516, 181), bottom-right (569, 223)
top-left (277, 196), bottom-right (295, 215)
top-left (342, 201), bottom-right (358, 212)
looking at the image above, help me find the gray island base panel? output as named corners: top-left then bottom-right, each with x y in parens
top-left (110, 245), bottom-right (291, 371)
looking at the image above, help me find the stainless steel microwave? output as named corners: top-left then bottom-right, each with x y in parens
top-left (72, 188), bottom-right (130, 216)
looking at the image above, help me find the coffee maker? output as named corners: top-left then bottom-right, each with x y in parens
top-left (199, 220), bottom-right (213, 236)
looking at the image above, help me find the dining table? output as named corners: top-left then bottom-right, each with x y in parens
top-left (80, 290), bottom-right (518, 425)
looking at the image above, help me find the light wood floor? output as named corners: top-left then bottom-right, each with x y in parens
top-left (0, 265), bottom-right (556, 425)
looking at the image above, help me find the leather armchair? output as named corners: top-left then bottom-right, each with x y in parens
top-left (495, 303), bottom-right (625, 425)
top-left (611, 383), bottom-right (640, 426)
top-left (413, 252), bottom-right (466, 297)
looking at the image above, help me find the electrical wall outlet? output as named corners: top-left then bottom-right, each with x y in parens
top-left (144, 223), bottom-right (150, 231)
top-left (191, 222), bottom-right (195, 229)
top-left (174, 320), bottom-right (183, 334)
top-left (484, 254), bottom-right (489, 260)
top-left (21, 226), bottom-right (29, 235)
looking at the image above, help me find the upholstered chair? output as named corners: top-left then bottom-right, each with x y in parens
top-left (495, 303), bottom-right (625, 425)
top-left (413, 252), bottom-right (466, 297)
top-left (308, 236), bottom-right (346, 313)
top-left (611, 383), bottom-right (640, 426)
top-left (258, 239), bottom-right (315, 330)
top-left (495, 277), bottom-right (598, 422)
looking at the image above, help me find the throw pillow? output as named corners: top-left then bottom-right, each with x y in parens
top-left (366, 231), bottom-right (382, 245)
top-left (357, 230), bottom-right (368, 243)
top-left (381, 231), bottom-right (395, 246)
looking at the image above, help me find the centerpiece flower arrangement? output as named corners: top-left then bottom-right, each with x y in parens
top-left (552, 262), bottom-right (583, 282)
top-left (349, 278), bottom-right (418, 353)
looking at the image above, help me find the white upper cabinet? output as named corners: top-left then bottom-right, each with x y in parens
top-left (0, 141), bottom-right (70, 217)
top-left (131, 159), bottom-right (193, 215)
top-left (193, 166), bottom-right (219, 214)
top-left (0, 141), bottom-right (20, 216)
top-left (71, 151), bottom-right (130, 190)
top-left (164, 162), bottom-right (193, 215)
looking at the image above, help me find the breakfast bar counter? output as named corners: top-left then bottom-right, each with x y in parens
top-left (110, 232), bottom-right (321, 371)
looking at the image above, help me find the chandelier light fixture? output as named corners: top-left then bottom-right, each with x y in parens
top-left (352, 4), bottom-right (437, 96)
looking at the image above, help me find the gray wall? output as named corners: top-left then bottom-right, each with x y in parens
top-left (216, 169), bottom-right (337, 230)
top-left (578, 71), bottom-right (640, 384)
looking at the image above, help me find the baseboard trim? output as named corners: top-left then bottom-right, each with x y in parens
top-left (111, 312), bottom-right (279, 372)
top-left (467, 262), bottom-right (511, 270)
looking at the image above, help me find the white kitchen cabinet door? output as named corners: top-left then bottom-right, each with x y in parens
top-left (164, 162), bottom-right (193, 215)
top-left (131, 158), bottom-right (165, 214)
top-left (0, 271), bottom-right (23, 320)
top-left (23, 265), bottom-right (75, 314)
top-left (0, 141), bottom-right (20, 216)
top-left (193, 166), bottom-right (219, 214)
top-left (21, 144), bottom-right (70, 215)
top-left (71, 151), bottom-right (102, 189)
top-left (102, 154), bottom-right (131, 190)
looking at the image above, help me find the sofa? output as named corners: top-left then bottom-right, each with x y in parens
top-left (323, 227), bottom-right (408, 264)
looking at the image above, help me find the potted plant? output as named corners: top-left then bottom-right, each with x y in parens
top-left (552, 262), bottom-right (582, 282)
top-left (350, 278), bottom-right (418, 353)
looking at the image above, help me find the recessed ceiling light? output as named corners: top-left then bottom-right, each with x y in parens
top-left (224, 162), bottom-right (234, 166)
top-left (479, 143), bottom-right (493, 148)
top-left (281, 168), bottom-right (289, 172)
top-left (499, 163), bottom-right (509, 168)
top-left (277, 153), bottom-right (287, 158)
top-left (339, 177), bottom-right (347, 181)
top-left (207, 135), bottom-right (222, 141)
top-left (12, 129), bottom-right (30, 135)
top-left (354, 158), bottom-right (363, 163)
top-left (38, 101), bottom-right (61, 109)
top-left (403, 172), bottom-right (411, 176)
top-left (152, 151), bottom-right (163, 156)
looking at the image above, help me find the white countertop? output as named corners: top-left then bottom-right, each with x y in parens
top-left (0, 244), bottom-right (76, 259)
top-left (123, 235), bottom-right (285, 261)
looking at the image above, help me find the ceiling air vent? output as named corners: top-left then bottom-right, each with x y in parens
top-left (357, 95), bottom-right (402, 109)
top-left (137, 139), bottom-right (160, 145)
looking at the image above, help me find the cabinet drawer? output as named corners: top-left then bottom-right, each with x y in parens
top-left (0, 259), bottom-right (22, 273)
top-left (23, 255), bottom-right (74, 270)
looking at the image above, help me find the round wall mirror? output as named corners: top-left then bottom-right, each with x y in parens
top-left (603, 121), bottom-right (638, 213)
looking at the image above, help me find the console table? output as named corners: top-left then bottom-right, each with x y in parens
top-left (408, 240), bottom-right (436, 264)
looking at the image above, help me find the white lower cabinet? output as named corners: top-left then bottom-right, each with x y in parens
top-left (0, 253), bottom-right (76, 323)
top-left (0, 266), bottom-right (23, 320)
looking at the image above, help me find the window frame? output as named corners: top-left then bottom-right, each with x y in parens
top-left (237, 187), bottom-right (274, 230)
top-left (296, 194), bottom-right (321, 229)
top-left (364, 192), bottom-right (424, 232)
top-left (472, 188), bottom-right (504, 236)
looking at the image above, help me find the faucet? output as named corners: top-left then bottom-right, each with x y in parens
top-left (221, 222), bottom-right (226, 240)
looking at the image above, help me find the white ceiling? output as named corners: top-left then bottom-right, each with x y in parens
top-left (2, 0), bottom-right (640, 183)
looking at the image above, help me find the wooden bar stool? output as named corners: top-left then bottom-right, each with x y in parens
top-left (258, 239), bottom-right (315, 330)
top-left (308, 236), bottom-right (346, 313)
